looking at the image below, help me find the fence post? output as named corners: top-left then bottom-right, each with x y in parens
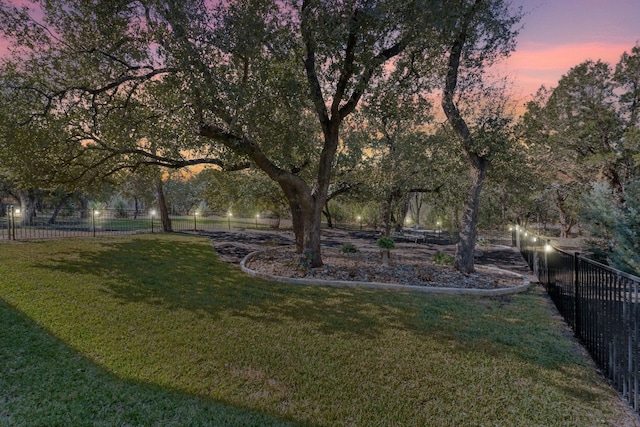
top-left (574, 252), bottom-right (581, 338)
top-left (10, 204), bottom-right (16, 241)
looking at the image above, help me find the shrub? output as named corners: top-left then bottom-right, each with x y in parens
top-left (298, 249), bottom-right (313, 273)
top-left (432, 251), bottom-right (454, 266)
top-left (476, 237), bottom-right (490, 246)
top-left (340, 243), bottom-right (359, 253)
top-left (376, 237), bottom-right (395, 250)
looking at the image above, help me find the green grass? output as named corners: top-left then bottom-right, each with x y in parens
top-left (0, 234), bottom-right (634, 426)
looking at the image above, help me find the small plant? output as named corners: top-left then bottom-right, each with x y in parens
top-left (340, 243), bottom-right (359, 254)
top-left (377, 237), bottom-right (395, 267)
top-left (476, 237), bottom-right (490, 246)
top-left (376, 237), bottom-right (396, 250)
top-left (298, 249), bottom-right (313, 273)
top-left (432, 251), bottom-right (455, 266)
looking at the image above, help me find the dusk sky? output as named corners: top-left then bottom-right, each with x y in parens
top-left (505, 0), bottom-right (640, 102)
top-left (1, 0), bottom-right (639, 104)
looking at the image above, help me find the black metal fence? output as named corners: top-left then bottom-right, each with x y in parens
top-left (0, 207), bottom-right (290, 240)
top-left (513, 226), bottom-right (640, 413)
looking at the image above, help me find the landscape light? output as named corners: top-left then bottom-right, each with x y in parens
top-left (150, 210), bottom-right (156, 233)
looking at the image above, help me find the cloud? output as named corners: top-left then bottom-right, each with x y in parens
top-left (504, 41), bottom-right (635, 98)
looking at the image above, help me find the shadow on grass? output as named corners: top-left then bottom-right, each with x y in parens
top-left (39, 235), bottom-right (580, 369)
top-left (0, 297), bottom-right (298, 427)
top-left (40, 236), bottom-right (415, 339)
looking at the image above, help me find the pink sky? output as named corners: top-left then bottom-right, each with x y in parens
top-left (505, 0), bottom-right (640, 102)
top-left (2, 0), bottom-right (638, 105)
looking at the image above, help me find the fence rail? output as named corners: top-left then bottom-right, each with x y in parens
top-left (513, 226), bottom-right (640, 413)
top-left (0, 207), bottom-right (291, 240)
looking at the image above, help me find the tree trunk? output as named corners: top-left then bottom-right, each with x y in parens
top-left (441, 16), bottom-right (492, 274)
top-left (454, 156), bottom-right (488, 273)
top-left (381, 194), bottom-right (394, 236)
top-left (79, 196), bottom-right (89, 219)
top-left (155, 179), bottom-right (172, 232)
top-left (289, 198), bottom-right (305, 253)
top-left (400, 195), bottom-right (410, 227)
top-left (17, 189), bottom-right (36, 226)
top-left (49, 194), bottom-right (71, 224)
top-left (133, 196), bottom-right (140, 219)
top-left (323, 202), bottom-right (333, 229)
top-left (305, 198), bottom-right (324, 267)
top-left (554, 189), bottom-right (574, 239)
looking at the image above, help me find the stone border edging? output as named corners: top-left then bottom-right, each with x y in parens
top-left (240, 250), bottom-right (531, 296)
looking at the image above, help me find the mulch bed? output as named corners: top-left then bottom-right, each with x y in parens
top-left (199, 228), bottom-right (534, 290)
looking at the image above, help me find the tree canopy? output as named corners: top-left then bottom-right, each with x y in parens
top-left (1, 0), bottom-right (524, 271)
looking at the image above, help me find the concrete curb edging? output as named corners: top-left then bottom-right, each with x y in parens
top-left (240, 250), bottom-right (532, 296)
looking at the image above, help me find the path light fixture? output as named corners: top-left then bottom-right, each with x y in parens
top-left (150, 209), bottom-right (156, 233)
top-left (436, 220), bottom-right (441, 238)
top-left (194, 211), bottom-right (198, 231)
top-left (357, 215), bottom-right (362, 230)
top-left (228, 212), bottom-right (232, 230)
top-left (92, 209), bottom-right (99, 237)
top-left (255, 213), bottom-right (260, 229)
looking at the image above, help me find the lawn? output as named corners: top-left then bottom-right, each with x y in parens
top-left (0, 234), bottom-right (634, 426)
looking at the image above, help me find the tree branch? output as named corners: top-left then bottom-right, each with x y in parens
top-left (301, 0), bottom-right (330, 132)
top-left (338, 38), bottom-right (410, 120)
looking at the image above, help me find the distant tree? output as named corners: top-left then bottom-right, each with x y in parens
top-left (584, 182), bottom-right (640, 275)
top-left (199, 168), bottom-right (289, 221)
top-left (522, 48), bottom-right (640, 239)
top-left (519, 87), bottom-right (592, 237)
top-left (345, 78), bottom-right (443, 235)
top-left (547, 60), bottom-right (627, 196)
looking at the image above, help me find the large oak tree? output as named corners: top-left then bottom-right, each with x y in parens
top-left (0, 0), bottom-right (447, 266)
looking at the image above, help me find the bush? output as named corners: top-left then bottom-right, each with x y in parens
top-left (476, 237), bottom-right (490, 246)
top-left (584, 182), bottom-right (640, 275)
top-left (432, 252), bottom-right (454, 266)
top-left (376, 237), bottom-right (395, 250)
top-left (298, 249), bottom-right (313, 273)
top-left (340, 243), bottom-right (359, 253)
top-left (111, 197), bottom-right (129, 219)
